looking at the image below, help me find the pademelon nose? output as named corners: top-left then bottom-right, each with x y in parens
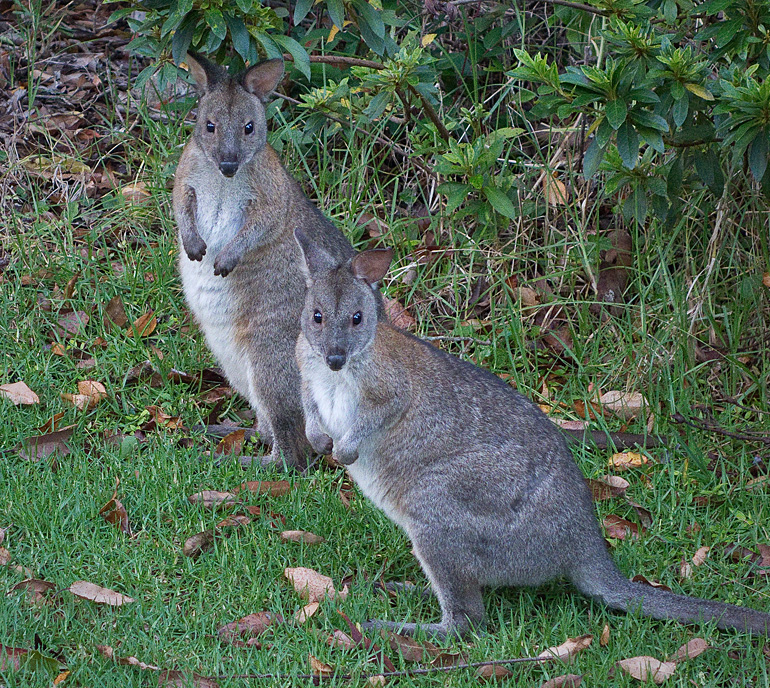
top-left (219, 161), bottom-right (238, 177)
top-left (326, 354), bottom-right (346, 371)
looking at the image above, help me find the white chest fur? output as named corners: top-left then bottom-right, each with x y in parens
top-left (305, 357), bottom-right (359, 440)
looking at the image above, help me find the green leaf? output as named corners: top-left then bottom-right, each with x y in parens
top-left (483, 186), bottom-right (517, 219)
top-left (672, 96), bottom-right (689, 127)
top-left (694, 148), bottom-right (724, 196)
top-left (327, 0), bottom-right (345, 29)
top-left (438, 182), bottom-right (472, 213)
top-left (205, 9), bottom-right (226, 40)
top-left (364, 90), bottom-right (390, 120)
top-left (357, 14), bottom-right (385, 54)
top-left (253, 31), bottom-right (282, 59)
top-left (605, 99), bottom-right (627, 130)
top-left (351, 0), bottom-right (385, 38)
top-left (236, 0), bottom-right (253, 13)
top-left (667, 154), bottom-right (684, 198)
top-left (748, 131), bottom-right (769, 182)
top-left (293, 0), bottom-right (314, 24)
top-left (684, 82), bottom-right (714, 101)
top-left (273, 34), bottom-right (310, 80)
top-left (583, 137), bottom-right (606, 178)
top-left (224, 14), bottom-right (250, 62)
top-left (663, 0), bottom-right (677, 22)
top-left (622, 185), bottom-right (648, 225)
top-left (616, 121), bottom-right (639, 169)
top-left (171, 12), bottom-right (197, 65)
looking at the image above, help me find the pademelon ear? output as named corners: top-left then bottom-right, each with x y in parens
top-left (351, 248), bottom-right (393, 288)
top-left (185, 52), bottom-right (226, 92)
top-left (294, 229), bottom-right (339, 278)
top-left (243, 59), bottom-right (284, 102)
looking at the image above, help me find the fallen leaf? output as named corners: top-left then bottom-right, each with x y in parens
top-left (543, 172), bottom-right (568, 206)
top-left (103, 296), bottom-right (128, 330)
top-left (763, 271), bottom-right (770, 289)
top-left (234, 480), bottom-right (292, 497)
top-left (54, 670), bottom-right (70, 684)
top-left (608, 452), bottom-right (648, 470)
top-left (120, 182), bottom-right (150, 203)
top-left (517, 286), bottom-right (539, 308)
top-left (692, 546), bottom-right (710, 566)
top-left (182, 530), bottom-right (216, 558)
top-left (679, 557), bottom-right (692, 579)
top-left (37, 412), bottom-right (65, 434)
top-left (54, 311), bottom-right (89, 339)
top-left (158, 670), bottom-right (220, 687)
top-left (475, 663), bottom-right (513, 681)
top-left (0, 381), bottom-right (39, 405)
top-left (0, 547), bottom-right (8, 565)
top-left (68, 580), bottom-right (134, 606)
top-left (384, 296), bottom-right (416, 331)
top-left (540, 674), bottom-right (583, 688)
top-left (537, 635), bottom-right (593, 663)
top-left (97, 645), bottom-right (162, 671)
top-left (600, 624), bottom-right (610, 646)
top-left (367, 676), bottom-right (386, 687)
top-left (586, 478), bottom-right (627, 501)
top-left (146, 405), bottom-right (184, 430)
top-left (553, 419), bottom-right (588, 430)
top-left (131, 311), bottom-right (157, 338)
top-left (309, 654), bottom-right (334, 677)
top-left (218, 612), bottom-right (283, 644)
top-left (630, 574), bottom-right (672, 591)
top-left (284, 567), bottom-right (347, 603)
top-left (280, 530), bottom-right (325, 545)
top-left (430, 651), bottom-right (468, 667)
top-left (327, 630), bottom-right (357, 649)
top-left (8, 578), bottom-right (56, 604)
top-left (0, 645), bottom-right (61, 673)
top-left (17, 427), bottom-right (73, 461)
top-left (99, 487), bottom-right (131, 535)
top-left (215, 429), bottom-right (245, 456)
top-left (603, 515), bottom-right (640, 540)
top-left (188, 491), bottom-right (237, 509)
top-left (616, 656), bottom-right (676, 684)
top-left (215, 514), bottom-right (251, 529)
top-left (61, 380), bottom-right (107, 411)
top-left (294, 602), bottom-right (320, 624)
top-left (599, 391), bottom-right (648, 421)
top-left (667, 638), bottom-right (708, 662)
top-left (384, 631), bottom-right (439, 662)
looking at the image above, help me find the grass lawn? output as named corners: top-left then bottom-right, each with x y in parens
top-left (1, 3), bottom-right (770, 686)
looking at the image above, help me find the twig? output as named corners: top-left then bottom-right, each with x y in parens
top-left (717, 395), bottom-right (770, 416)
top-left (407, 83), bottom-right (451, 141)
top-left (283, 53), bottom-right (385, 70)
top-left (672, 413), bottom-right (770, 445)
top-left (561, 429), bottom-right (668, 450)
top-left (217, 655), bottom-right (551, 681)
top-left (425, 335), bottom-right (493, 345)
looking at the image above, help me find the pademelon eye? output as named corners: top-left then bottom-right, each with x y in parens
top-left (313, 310), bottom-right (323, 324)
top-left (206, 121), bottom-right (215, 133)
top-left (352, 311), bottom-right (362, 326)
top-left (244, 121), bottom-right (254, 135)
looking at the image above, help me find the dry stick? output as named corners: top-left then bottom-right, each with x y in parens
top-left (407, 83), bottom-right (451, 141)
top-left (561, 428), bottom-right (667, 450)
top-left (218, 655), bottom-right (551, 681)
top-left (672, 413), bottom-right (770, 445)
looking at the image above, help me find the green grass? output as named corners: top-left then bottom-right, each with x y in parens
top-left (2, 7), bottom-right (770, 688)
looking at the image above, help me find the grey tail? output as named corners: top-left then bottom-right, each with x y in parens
top-left (570, 554), bottom-right (770, 635)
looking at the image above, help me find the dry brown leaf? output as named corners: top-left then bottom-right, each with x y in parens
top-left (120, 182), bottom-right (150, 203)
top-left (234, 480), bottom-right (292, 497)
top-left (384, 296), bottom-right (416, 331)
top-left (294, 602), bottom-right (320, 624)
top-left (553, 419), bottom-right (588, 430)
top-left (540, 674), bottom-right (583, 688)
top-left (603, 515), bottom-right (640, 540)
top-left (103, 296), bottom-right (128, 330)
top-left (61, 380), bottom-right (107, 411)
top-left (384, 631), bottom-right (439, 662)
top-left (586, 477), bottom-right (627, 501)
top-left (54, 311), bottom-right (89, 339)
top-left (599, 391), bottom-right (648, 420)
top-left (158, 670), bottom-right (220, 687)
top-left (0, 382), bottom-right (40, 405)
top-left (131, 311), bottom-right (157, 338)
top-left (309, 654), bottom-right (334, 677)
top-left (215, 514), bottom-right (251, 529)
top-left (183, 530), bottom-right (216, 558)
top-left (54, 670), bottom-right (70, 684)
top-left (667, 638), bottom-right (708, 663)
top-left (188, 491), bottom-right (237, 509)
top-left (543, 172), bottom-right (568, 206)
top-left (0, 547), bottom-right (8, 566)
top-left (517, 286), bottom-right (539, 308)
top-left (327, 630), bottom-right (357, 650)
top-left (692, 546), bottom-right (710, 566)
top-left (746, 475), bottom-right (769, 491)
top-left (146, 405), bottom-right (184, 430)
top-left (280, 530), bottom-right (325, 545)
top-left (69, 580), bottom-right (134, 606)
top-left (763, 271), bottom-right (770, 289)
top-left (475, 663), bottom-right (513, 682)
top-left (284, 567), bottom-right (347, 603)
top-left (215, 429), bottom-right (246, 456)
top-left (217, 612), bottom-right (283, 644)
top-left (367, 675), bottom-right (386, 687)
top-left (679, 557), bottom-right (692, 579)
top-left (537, 635), bottom-right (593, 663)
top-left (18, 427), bottom-right (73, 461)
top-left (608, 452), bottom-right (648, 470)
top-left (37, 412), bottom-right (65, 434)
top-left (99, 488), bottom-right (131, 536)
top-left (430, 651), bottom-right (467, 667)
top-left (8, 578), bottom-right (56, 604)
top-left (630, 574), bottom-right (672, 591)
top-left (600, 623), bottom-right (610, 647)
top-left (97, 644), bottom-right (162, 671)
top-left (616, 656), bottom-right (676, 684)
